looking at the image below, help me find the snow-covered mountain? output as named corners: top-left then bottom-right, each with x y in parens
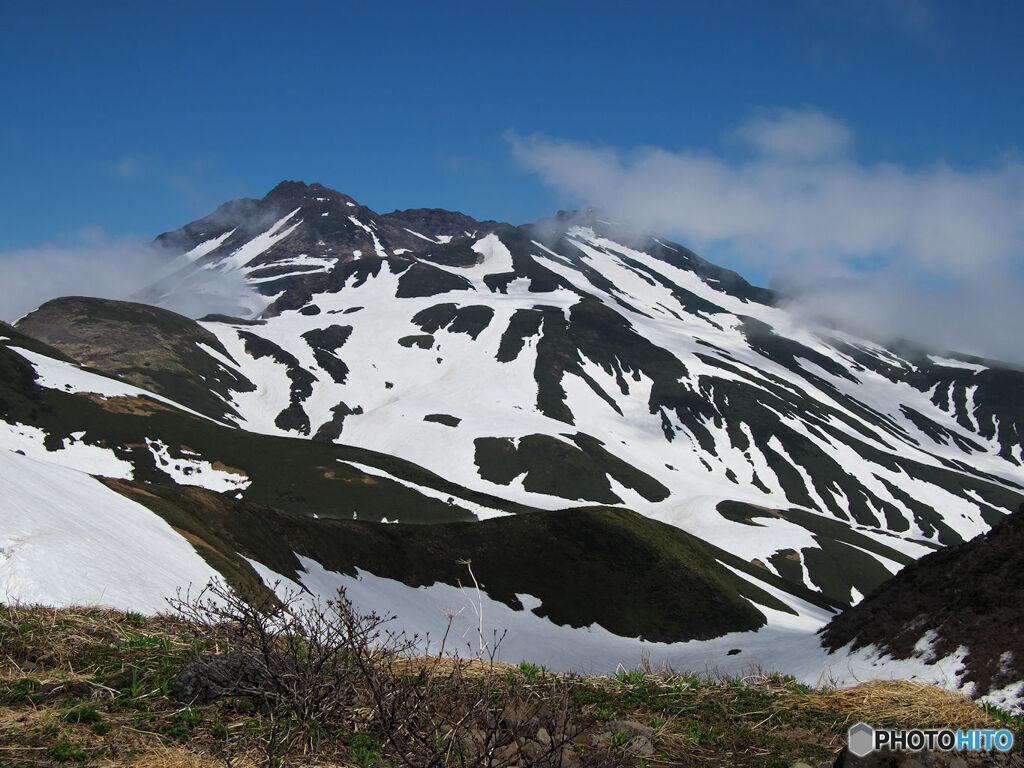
top-left (3, 180), bottom-right (1024, 708)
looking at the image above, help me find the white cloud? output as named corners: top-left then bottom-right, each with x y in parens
top-left (509, 110), bottom-right (1024, 364)
top-left (111, 156), bottom-right (143, 180)
top-left (733, 107), bottom-right (852, 159)
top-left (0, 232), bottom-right (160, 323)
top-left (0, 230), bottom-right (258, 324)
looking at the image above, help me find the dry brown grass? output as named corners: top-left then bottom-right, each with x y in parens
top-left (810, 679), bottom-right (1001, 730)
top-left (4, 604), bottom-right (1018, 768)
top-left (124, 745), bottom-right (256, 768)
top-left (389, 654), bottom-right (518, 678)
top-left (0, 602), bottom-right (190, 681)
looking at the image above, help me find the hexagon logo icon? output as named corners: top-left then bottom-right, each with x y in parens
top-left (848, 722), bottom-right (875, 757)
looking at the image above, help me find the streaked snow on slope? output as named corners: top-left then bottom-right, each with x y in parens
top-left (193, 227), bottom-right (1022, 559)
top-left (11, 346), bottom-right (214, 421)
top-left (218, 208), bottom-right (303, 273)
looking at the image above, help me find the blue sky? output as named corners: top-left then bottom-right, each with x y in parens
top-left (2, 1), bottom-right (1023, 359)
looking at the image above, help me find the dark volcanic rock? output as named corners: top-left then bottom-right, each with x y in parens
top-left (821, 504), bottom-right (1024, 701)
top-left (382, 207), bottom-right (506, 239)
top-left (170, 653), bottom-right (274, 704)
top-left (152, 180), bottom-right (511, 302)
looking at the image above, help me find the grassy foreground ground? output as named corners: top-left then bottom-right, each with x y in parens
top-left (0, 602), bottom-right (1019, 768)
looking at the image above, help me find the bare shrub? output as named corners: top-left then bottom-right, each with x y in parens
top-left (168, 578), bottom-right (402, 755)
top-left (168, 578), bottom-right (619, 768)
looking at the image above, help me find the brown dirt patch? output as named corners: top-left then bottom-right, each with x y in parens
top-left (209, 461), bottom-right (246, 476)
top-left (102, 478), bottom-right (159, 499)
top-left (81, 393), bottom-right (175, 416)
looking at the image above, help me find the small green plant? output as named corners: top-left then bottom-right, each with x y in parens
top-left (686, 721), bottom-right (716, 744)
top-left (350, 733), bottom-right (383, 768)
top-left (615, 668), bottom-right (646, 685)
top-left (62, 703), bottom-right (102, 724)
top-left (157, 707), bottom-right (202, 743)
top-left (90, 721), bottom-right (112, 736)
top-left (518, 660), bottom-right (544, 683)
top-left (123, 667), bottom-right (146, 697)
top-left (1, 677), bottom-right (39, 703)
top-left (226, 697), bottom-right (256, 714)
top-left (159, 721), bottom-right (191, 742)
top-left (170, 706), bottom-right (202, 727)
top-left (982, 702), bottom-right (1024, 728)
top-left (124, 611), bottom-right (147, 627)
top-left (119, 632), bottom-right (172, 651)
top-left (610, 731), bottom-right (629, 750)
top-left (685, 675), bottom-right (703, 690)
top-left (650, 715), bottom-right (665, 729)
top-left (47, 740), bottom-right (87, 763)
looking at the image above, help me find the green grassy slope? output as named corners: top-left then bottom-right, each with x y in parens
top-left (107, 479), bottom-right (829, 642)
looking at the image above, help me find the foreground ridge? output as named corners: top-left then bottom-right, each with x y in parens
top-left (2, 600), bottom-right (1017, 768)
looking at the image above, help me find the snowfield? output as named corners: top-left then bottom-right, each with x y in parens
top-left (245, 553), bottom-right (1021, 713)
top-left (0, 449), bottom-right (219, 614)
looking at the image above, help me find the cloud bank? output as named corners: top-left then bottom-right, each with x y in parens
top-left (509, 108), bottom-right (1024, 365)
top-left (0, 230), bottom-right (258, 324)
top-left (0, 232), bottom-right (166, 324)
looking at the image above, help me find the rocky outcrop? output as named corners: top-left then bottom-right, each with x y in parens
top-left (822, 504), bottom-right (1024, 703)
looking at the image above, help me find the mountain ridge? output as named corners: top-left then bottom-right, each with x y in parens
top-left (3, 180), bottom-right (1024, 708)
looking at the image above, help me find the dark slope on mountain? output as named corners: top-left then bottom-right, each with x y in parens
top-left (716, 500), bottom-right (926, 607)
top-left (104, 478), bottom-right (836, 643)
top-left (821, 503), bottom-right (1024, 700)
top-left (382, 207), bottom-right (506, 239)
top-left (0, 334), bottom-right (535, 522)
top-left (15, 297), bottom-right (255, 422)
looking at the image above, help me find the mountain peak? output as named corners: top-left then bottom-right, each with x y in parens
top-left (263, 180), bottom-right (359, 207)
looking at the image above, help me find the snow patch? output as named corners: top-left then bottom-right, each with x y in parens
top-left (0, 449), bottom-right (219, 613)
top-left (11, 347), bottom-right (217, 422)
top-left (146, 438), bottom-right (251, 492)
top-left (1, 421), bottom-right (133, 478)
